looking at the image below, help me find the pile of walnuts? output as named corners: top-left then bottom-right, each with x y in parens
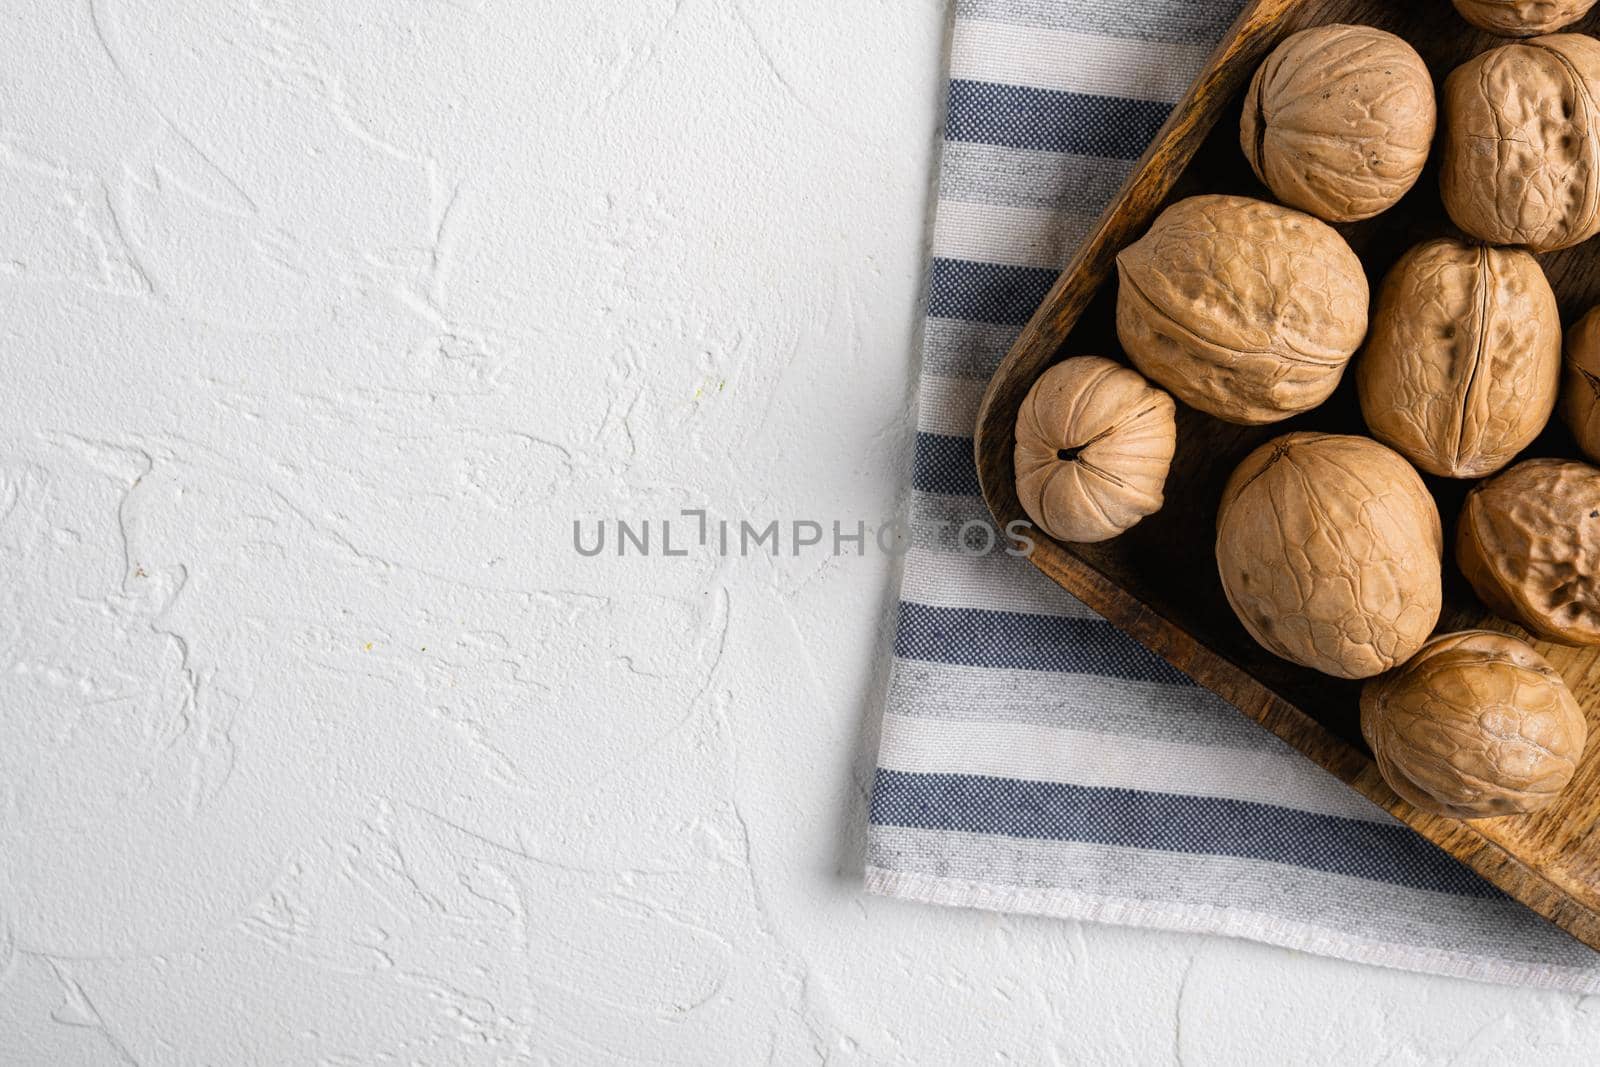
top-left (1013, 13), bottom-right (1600, 820)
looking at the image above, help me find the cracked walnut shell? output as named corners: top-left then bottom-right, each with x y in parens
top-left (1216, 433), bottom-right (1443, 679)
top-left (1357, 238), bottom-right (1560, 478)
top-left (1453, 0), bottom-right (1599, 36)
top-left (1241, 25), bottom-right (1435, 222)
top-left (1457, 459), bottom-right (1600, 645)
top-left (1361, 631), bottom-right (1586, 819)
top-left (1562, 305), bottom-right (1600, 462)
top-left (1441, 35), bottom-right (1600, 252)
top-left (1116, 195), bottom-right (1369, 425)
top-left (1014, 356), bottom-right (1177, 543)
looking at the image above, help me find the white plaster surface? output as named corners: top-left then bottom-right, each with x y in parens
top-left (5, 1), bottom-right (1600, 1062)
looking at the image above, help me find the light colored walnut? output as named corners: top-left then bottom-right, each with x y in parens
top-left (1216, 433), bottom-right (1443, 679)
top-left (1441, 35), bottom-right (1600, 252)
top-left (1014, 356), bottom-right (1176, 543)
top-left (1115, 195), bottom-right (1369, 425)
top-left (1358, 238), bottom-right (1560, 478)
top-left (1241, 25), bottom-right (1435, 222)
top-left (1457, 459), bottom-right (1600, 645)
top-left (1362, 630), bottom-right (1587, 818)
top-left (1563, 305), bottom-right (1600, 462)
top-left (1453, 0), bottom-right (1599, 36)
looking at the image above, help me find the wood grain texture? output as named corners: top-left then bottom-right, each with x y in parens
top-left (974, 0), bottom-right (1600, 952)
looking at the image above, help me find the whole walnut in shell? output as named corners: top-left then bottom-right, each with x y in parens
top-left (1241, 25), bottom-right (1435, 222)
top-left (1562, 305), bottom-right (1600, 462)
top-left (1441, 35), bottom-right (1600, 252)
top-left (1361, 631), bottom-right (1586, 819)
top-left (1453, 0), bottom-right (1599, 36)
top-left (1116, 195), bottom-right (1369, 425)
top-left (1014, 356), bottom-right (1177, 543)
top-left (1358, 238), bottom-right (1560, 478)
top-left (1457, 459), bottom-right (1600, 645)
top-left (1216, 433), bottom-right (1443, 679)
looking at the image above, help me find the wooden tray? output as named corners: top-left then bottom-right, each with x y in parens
top-left (974, 0), bottom-right (1600, 952)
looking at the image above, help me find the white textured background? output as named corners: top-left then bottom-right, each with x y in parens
top-left (6, 1), bottom-right (1600, 1062)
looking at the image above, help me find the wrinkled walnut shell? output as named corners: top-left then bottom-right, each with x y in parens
top-left (1358, 238), bottom-right (1560, 478)
top-left (1441, 35), bottom-right (1600, 252)
top-left (1457, 459), bottom-right (1600, 645)
top-left (1562, 305), bottom-right (1600, 462)
top-left (1116, 195), bottom-right (1369, 425)
top-left (1217, 433), bottom-right (1444, 679)
top-left (1014, 356), bottom-right (1177, 543)
top-left (1242, 25), bottom-right (1435, 222)
top-left (1453, 0), bottom-right (1599, 36)
top-left (1362, 630), bottom-right (1586, 819)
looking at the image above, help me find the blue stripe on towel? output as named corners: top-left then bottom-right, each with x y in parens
top-left (895, 601), bottom-right (1195, 685)
top-left (928, 258), bottom-right (1060, 327)
top-left (870, 768), bottom-right (1501, 899)
top-left (911, 432), bottom-right (982, 497)
top-left (946, 80), bottom-right (1173, 157)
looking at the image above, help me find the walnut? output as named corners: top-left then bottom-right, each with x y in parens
top-left (1014, 356), bottom-right (1177, 543)
top-left (1357, 238), bottom-right (1560, 478)
top-left (1441, 35), bottom-right (1600, 252)
top-left (1457, 459), bottom-right (1600, 645)
top-left (1116, 195), bottom-right (1369, 425)
top-left (1216, 433), bottom-right (1444, 679)
top-left (1241, 25), bottom-right (1435, 222)
top-left (1562, 305), bottom-right (1600, 462)
top-left (1361, 630), bottom-right (1586, 818)
top-left (1453, 0), bottom-right (1599, 36)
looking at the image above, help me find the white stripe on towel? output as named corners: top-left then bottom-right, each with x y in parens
top-left (950, 17), bottom-right (1211, 103)
top-left (876, 711), bottom-right (1397, 823)
top-left (916, 373), bottom-right (987, 438)
top-left (898, 544), bottom-right (1099, 618)
top-left (932, 199), bottom-right (1090, 269)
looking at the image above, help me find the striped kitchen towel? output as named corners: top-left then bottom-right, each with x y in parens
top-left (865, 0), bottom-right (1600, 991)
